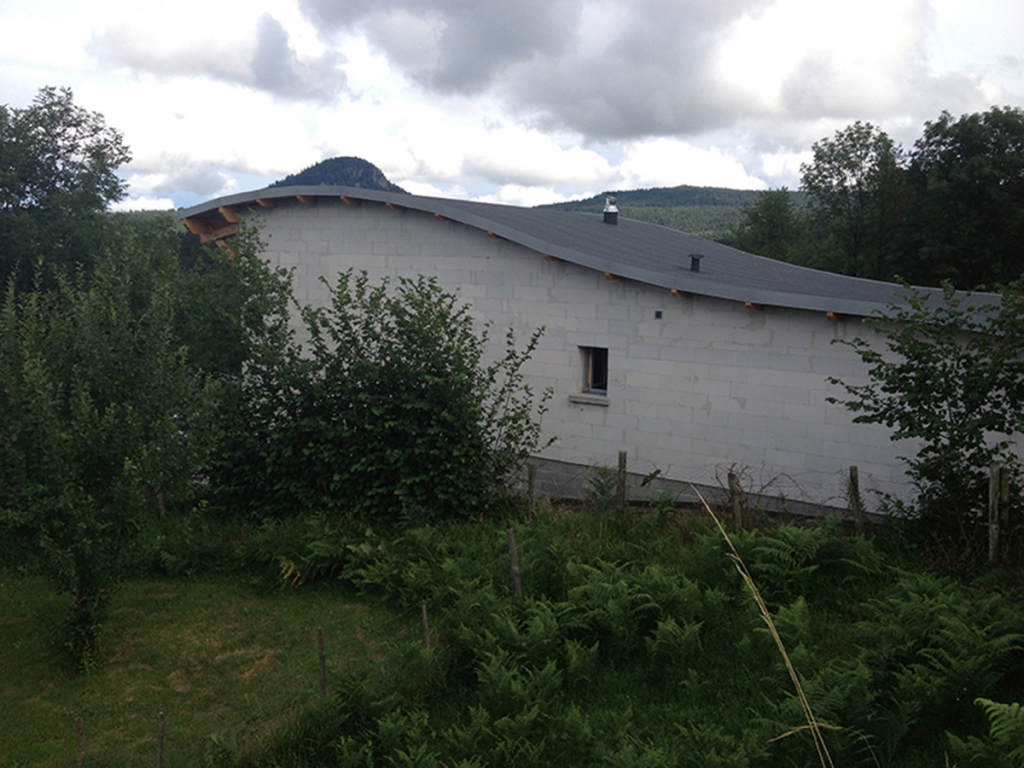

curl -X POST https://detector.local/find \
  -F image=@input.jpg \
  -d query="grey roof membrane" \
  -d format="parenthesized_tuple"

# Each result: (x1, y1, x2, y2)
(180, 185, 997, 317)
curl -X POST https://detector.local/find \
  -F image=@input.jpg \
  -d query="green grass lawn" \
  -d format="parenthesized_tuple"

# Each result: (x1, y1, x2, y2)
(0, 573, 391, 766)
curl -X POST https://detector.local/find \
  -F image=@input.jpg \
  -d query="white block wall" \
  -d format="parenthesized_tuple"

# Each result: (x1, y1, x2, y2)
(249, 197, 914, 509)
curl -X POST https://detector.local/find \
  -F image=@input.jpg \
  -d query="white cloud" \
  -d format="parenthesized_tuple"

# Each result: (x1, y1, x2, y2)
(473, 185, 577, 208)
(397, 180, 468, 199)
(617, 139, 768, 190)
(112, 195, 175, 212)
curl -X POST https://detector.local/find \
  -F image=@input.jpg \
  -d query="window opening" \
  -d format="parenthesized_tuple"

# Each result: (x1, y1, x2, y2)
(581, 346, 609, 395)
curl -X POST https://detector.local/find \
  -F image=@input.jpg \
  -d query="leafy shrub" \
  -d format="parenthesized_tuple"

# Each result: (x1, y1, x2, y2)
(828, 282, 1024, 566)
(210, 254, 551, 525)
(299, 270, 550, 524)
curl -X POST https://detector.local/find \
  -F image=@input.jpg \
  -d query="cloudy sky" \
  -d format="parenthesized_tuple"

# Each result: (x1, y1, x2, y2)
(2, 0, 1022, 210)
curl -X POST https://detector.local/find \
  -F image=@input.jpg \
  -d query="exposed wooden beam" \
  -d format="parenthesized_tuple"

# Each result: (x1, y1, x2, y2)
(255, 198, 277, 208)
(670, 288, 688, 298)
(604, 272, 621, 281)
(385, 202, 406, 211)
(296, 195, 316, 205)
(340, 196, 360, 205)
(543, 254, 559, 262)
(744, 301, 763, 311)
(434, 213, 452, 222)
(181, 217, 210, 235)
(826, 311, 840, 322)
(199, 224, 240, 244)
(487, 231, 506, 240)
(218, 206, 240, 224)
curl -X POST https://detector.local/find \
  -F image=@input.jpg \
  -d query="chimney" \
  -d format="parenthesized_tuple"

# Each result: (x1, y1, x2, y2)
(603, 194, 618, 225)
(689, 253, 704, 272)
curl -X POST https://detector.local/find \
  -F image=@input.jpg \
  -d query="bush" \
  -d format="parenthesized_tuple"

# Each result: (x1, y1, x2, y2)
(828, 282, 1024, 565)
(211, 256, 551, 525)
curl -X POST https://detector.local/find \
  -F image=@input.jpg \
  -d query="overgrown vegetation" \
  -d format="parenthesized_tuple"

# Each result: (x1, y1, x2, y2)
(148, 501, 1019, 768)
(6, 506, 1024, 767)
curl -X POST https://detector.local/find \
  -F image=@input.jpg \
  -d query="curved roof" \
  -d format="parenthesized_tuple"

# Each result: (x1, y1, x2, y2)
(180, 185, 990, 318)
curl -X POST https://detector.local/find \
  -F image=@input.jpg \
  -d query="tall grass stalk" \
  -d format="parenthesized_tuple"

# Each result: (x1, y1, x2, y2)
(692, 485, 836, 768)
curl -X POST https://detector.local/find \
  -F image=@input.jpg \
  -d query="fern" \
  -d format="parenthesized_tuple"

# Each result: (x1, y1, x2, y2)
(949, 698, 1024, 767)
(976, 698, 1024, 756)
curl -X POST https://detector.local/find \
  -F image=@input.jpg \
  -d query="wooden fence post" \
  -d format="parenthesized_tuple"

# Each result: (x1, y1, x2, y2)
(728, 471, 743, 530)
(317, 626, 327, 698)
(1001, 465, 1011, 565)
(528, 463, 537, 518)
(617, 451, 627, 514)
(849, 465, 865, 537)
(421, 602, 431, 649)
(507, 526, 523, 600)
(989, 464, 1002, 564)
(75, 716, 84, 768)
(156, 711, 165, 768)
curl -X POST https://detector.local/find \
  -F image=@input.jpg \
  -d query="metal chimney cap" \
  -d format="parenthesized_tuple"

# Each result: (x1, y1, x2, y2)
(603, 193, 619, 225)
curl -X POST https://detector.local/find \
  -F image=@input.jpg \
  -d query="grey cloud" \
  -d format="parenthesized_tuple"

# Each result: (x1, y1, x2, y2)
(310, 0, 583, 93)
(297, 0, 772, 139)
(250, 14, 346, 102)
(91, 14, 346, 104)
(152, 166, 236, 198)
(297, 0, 1010, 149)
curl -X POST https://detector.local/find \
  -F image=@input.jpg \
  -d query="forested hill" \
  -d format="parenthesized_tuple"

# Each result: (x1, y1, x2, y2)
(270, 157, 408, 194)
(544, 185, 762, 209)
(540, 186, 805, 243)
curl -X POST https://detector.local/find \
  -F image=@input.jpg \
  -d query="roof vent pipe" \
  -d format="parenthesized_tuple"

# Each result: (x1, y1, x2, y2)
(603, 194, 618, 225)
(689, 253, 704, 272)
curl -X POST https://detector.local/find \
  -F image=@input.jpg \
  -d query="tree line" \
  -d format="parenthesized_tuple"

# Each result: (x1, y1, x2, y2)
(733, 107, 1024, 290)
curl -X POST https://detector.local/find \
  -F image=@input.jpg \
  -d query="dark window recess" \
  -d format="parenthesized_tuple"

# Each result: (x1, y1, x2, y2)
(581, 346, 609, 394)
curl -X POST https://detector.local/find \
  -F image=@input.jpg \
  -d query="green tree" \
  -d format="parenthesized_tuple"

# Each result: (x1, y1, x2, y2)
(801, 122, 908, 280)
(732, 188, 806, 262)
(827, 283, 1024, 564)
(0, 229, 213, 669)
(906, 106, 1024, 289)
(0, 87, 130, 289)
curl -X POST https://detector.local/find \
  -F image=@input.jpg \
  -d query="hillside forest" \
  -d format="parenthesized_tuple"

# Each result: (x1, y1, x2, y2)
(2, 87, 1024, 766)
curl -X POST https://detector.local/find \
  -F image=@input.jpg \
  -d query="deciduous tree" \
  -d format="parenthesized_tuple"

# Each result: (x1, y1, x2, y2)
(732, 188, 806, 263)
(906, 106, 1024, 289)
(0, 230, 212, 669)
(801, 122, 908, 280)
(0, 87, 130, 289)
